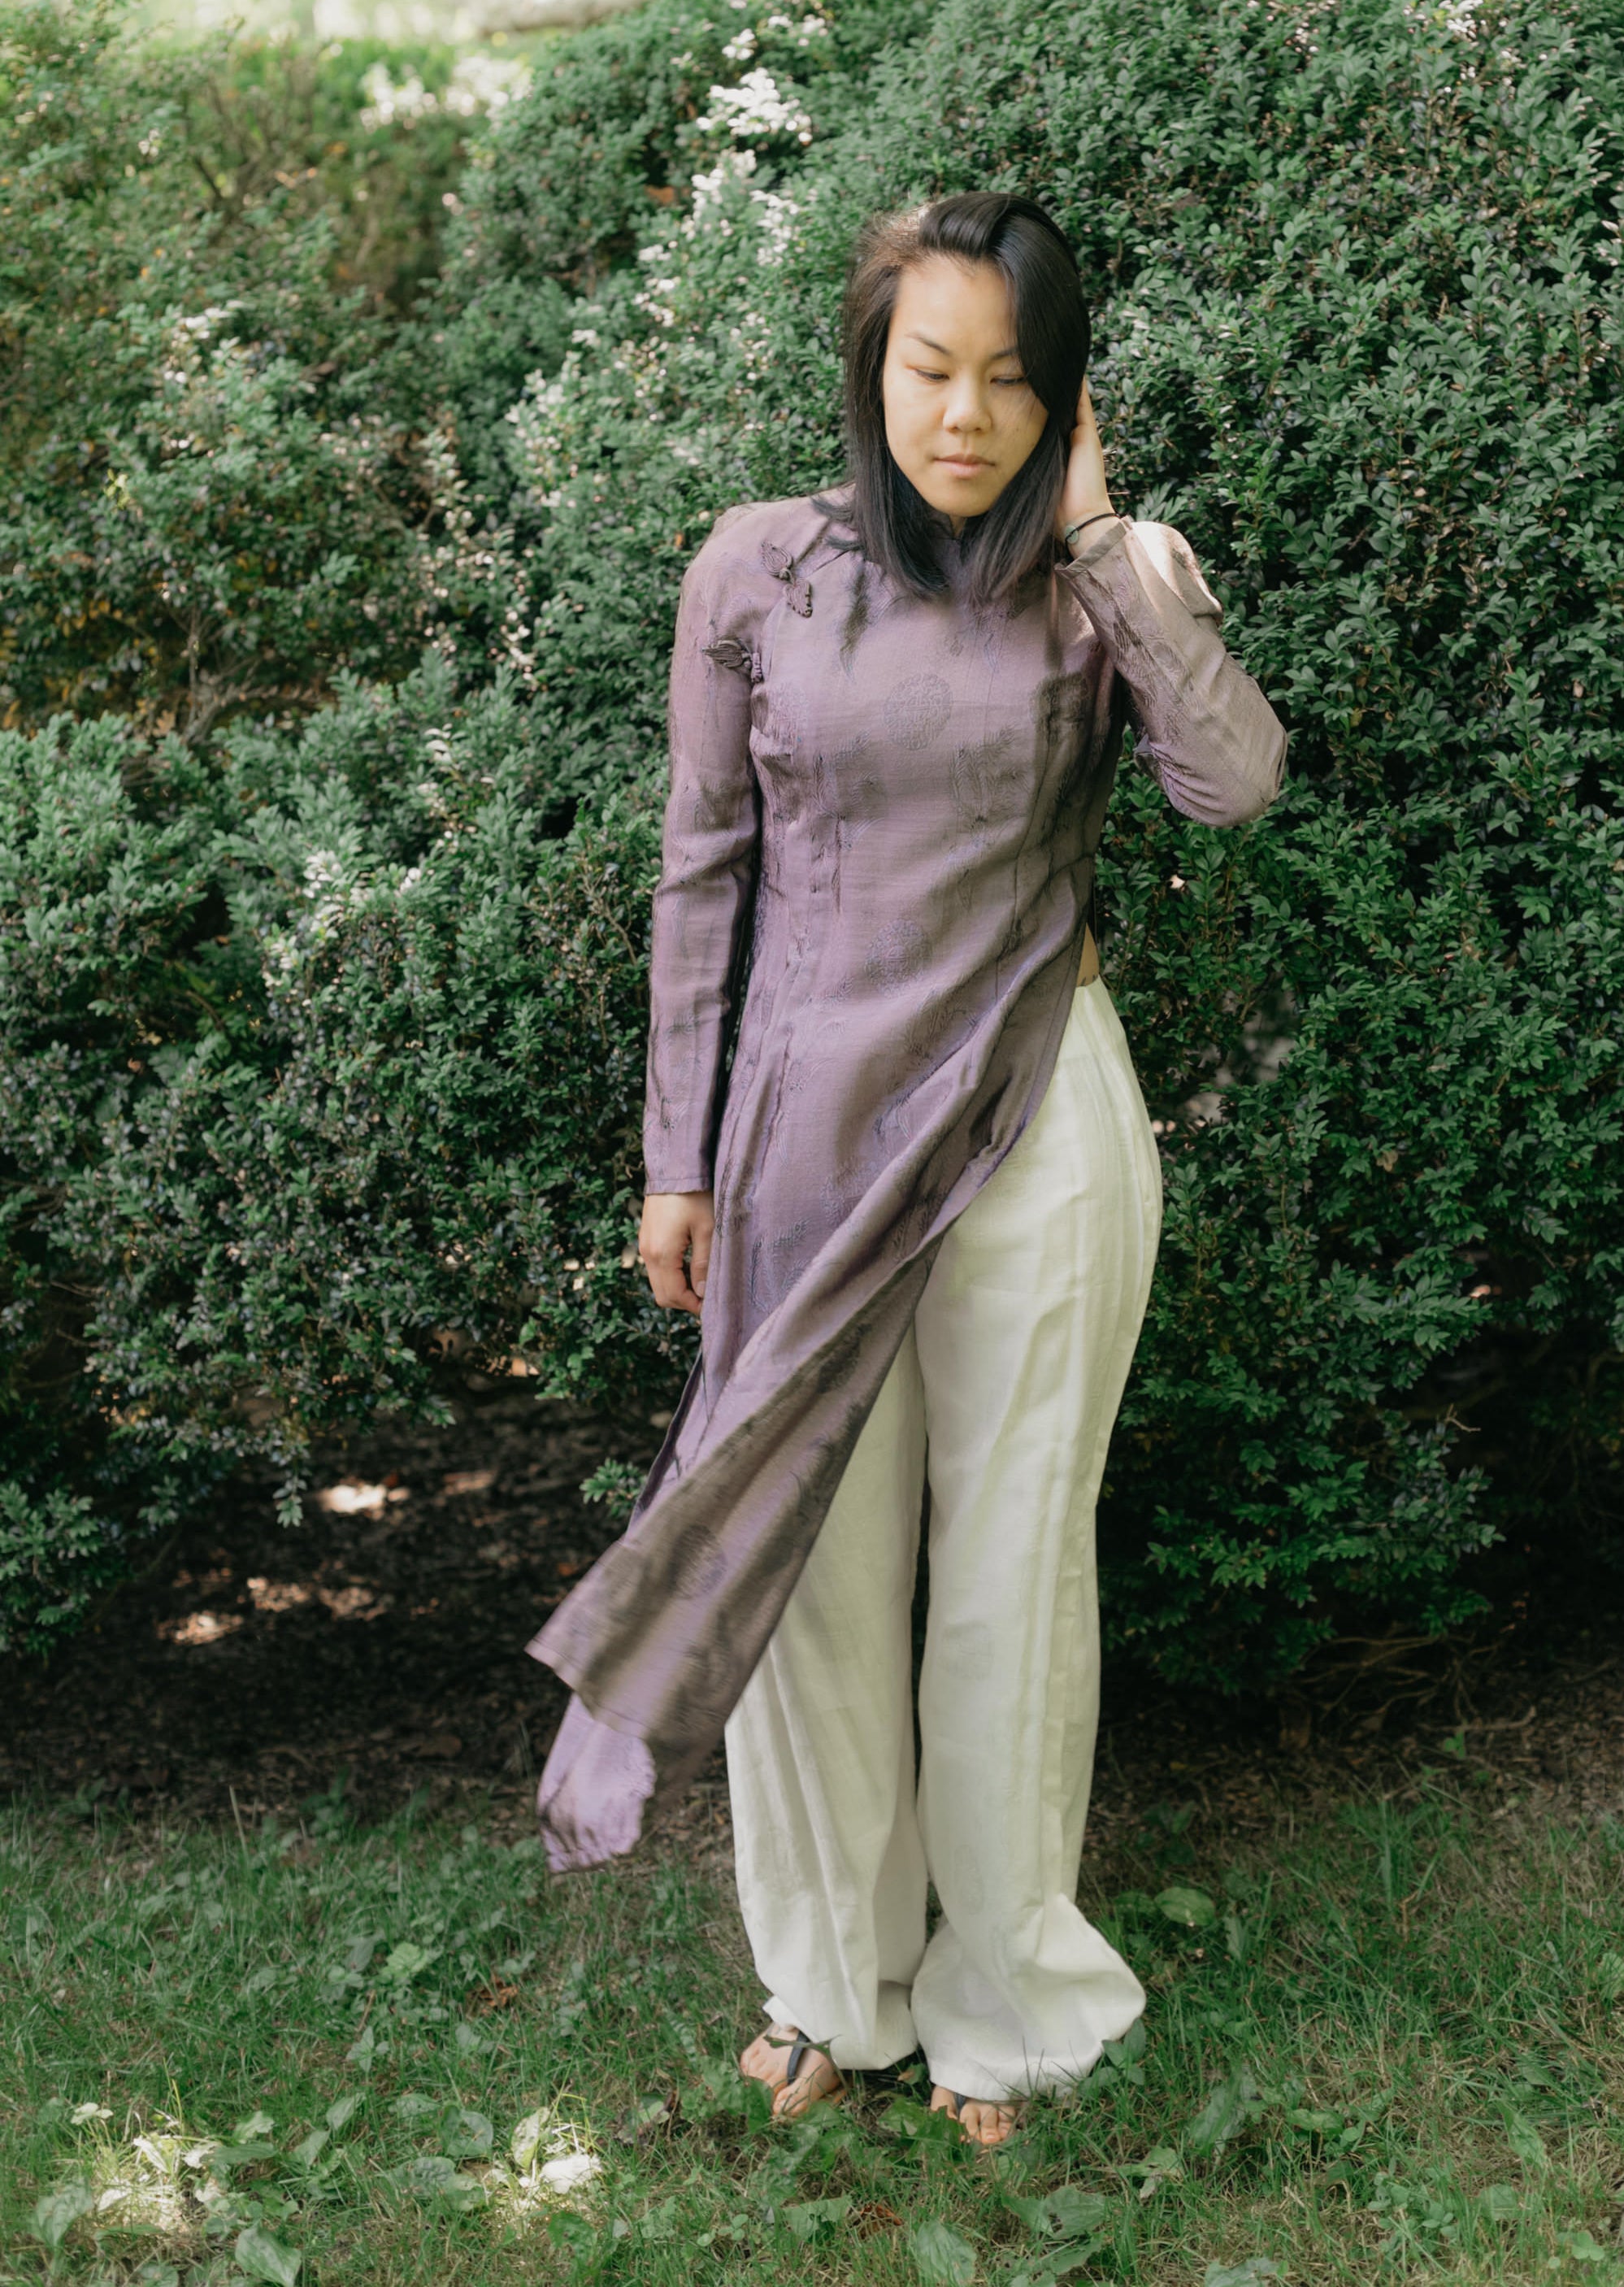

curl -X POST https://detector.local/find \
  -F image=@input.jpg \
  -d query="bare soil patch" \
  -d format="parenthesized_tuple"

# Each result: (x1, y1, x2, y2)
(4, 1383, 1621, 1867)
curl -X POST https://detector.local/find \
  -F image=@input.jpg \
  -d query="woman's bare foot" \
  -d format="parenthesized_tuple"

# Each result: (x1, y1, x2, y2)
(740, 2023, 845, 2117)
(931, 2084, 1023, 2146)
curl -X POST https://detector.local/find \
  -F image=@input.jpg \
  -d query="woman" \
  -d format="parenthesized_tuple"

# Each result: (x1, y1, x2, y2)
(527, 192, 1287, 2147)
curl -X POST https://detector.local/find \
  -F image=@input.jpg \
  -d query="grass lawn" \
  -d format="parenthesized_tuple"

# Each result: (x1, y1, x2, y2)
(2, 1770, 1621, 2285)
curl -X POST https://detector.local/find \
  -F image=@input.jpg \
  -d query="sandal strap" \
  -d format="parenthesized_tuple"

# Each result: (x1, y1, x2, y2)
(766, 2025, 841, 2091)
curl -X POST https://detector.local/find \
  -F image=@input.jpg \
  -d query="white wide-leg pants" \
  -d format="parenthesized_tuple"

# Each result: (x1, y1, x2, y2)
(723, 978, 1164, 2102)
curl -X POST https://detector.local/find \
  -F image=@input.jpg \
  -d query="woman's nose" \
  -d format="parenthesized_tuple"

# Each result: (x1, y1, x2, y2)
(942, 376, 992, 433)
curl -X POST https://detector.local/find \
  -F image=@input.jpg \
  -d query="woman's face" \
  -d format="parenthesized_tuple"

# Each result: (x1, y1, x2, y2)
(880, 254, 1049, 528)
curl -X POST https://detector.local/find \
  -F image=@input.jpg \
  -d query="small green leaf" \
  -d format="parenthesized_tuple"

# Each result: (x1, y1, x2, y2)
(390, 2093, 440, 2121)
(1597, 1950, 1624, 2002)
(386, 2154, 489, 2208)
(910, 2216, 977, 2284)
(1119, 2142, 1181, 2200)
(782, 2194, 852, 2243)
(209, 2142, 278, 2173)
(1286, 2108, 1343, 2134)
(1205, 2260, 1280, 2287)
(1555, 2228, 1609, 2263)
(1005, 2187, 1109, 2239)
(1475, 2184, 1521, 2220)
(1503, 2108, 1548, 2172)
(511, 2109, 549, 2170)
(1513, 2054, 1559, 2089)
(232, 2110, 276, 2140)
(1186, 2070, 1261, 2157)
(290, 2128, 329, 2166)
(1156, 1885, 1217, 1929)
(234, 2225, 303, 2286)
(381, 1941, 439, 1983)
(29, 2182, 93, 2250)
(325, 2092, 361, 2133)
(1046, 2188, 1109, 2238)
(134, 2264, 181, 2286)
(437, 2106, 493, 2159)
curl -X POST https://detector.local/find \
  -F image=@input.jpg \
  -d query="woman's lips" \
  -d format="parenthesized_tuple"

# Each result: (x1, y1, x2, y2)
(937, 456, 991, 475)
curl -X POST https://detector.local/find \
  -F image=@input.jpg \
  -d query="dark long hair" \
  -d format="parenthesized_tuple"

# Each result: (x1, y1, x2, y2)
(814, 192, 1092, 610)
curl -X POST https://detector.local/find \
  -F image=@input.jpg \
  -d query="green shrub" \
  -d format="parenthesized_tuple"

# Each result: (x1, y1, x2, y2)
(2, 0, 1621, 1679)
(0, 0, 493, 732)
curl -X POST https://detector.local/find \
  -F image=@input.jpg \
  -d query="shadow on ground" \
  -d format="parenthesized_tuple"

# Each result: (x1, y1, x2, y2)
(4, 1384, 1622, 1862)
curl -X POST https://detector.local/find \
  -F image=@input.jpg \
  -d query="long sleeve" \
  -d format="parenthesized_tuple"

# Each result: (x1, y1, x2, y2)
(1059, 515, 1287, 827)
(642, 511, 766, 1194)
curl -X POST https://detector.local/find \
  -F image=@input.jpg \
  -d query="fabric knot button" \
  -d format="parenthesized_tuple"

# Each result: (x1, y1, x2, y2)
(701, 636, 758, 678)
(761, 539, 814, 617)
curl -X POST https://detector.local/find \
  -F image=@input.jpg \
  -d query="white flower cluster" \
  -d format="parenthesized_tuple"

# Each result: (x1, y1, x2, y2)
(752, 185, 802, 267)
(358, 54, 530, 132)
(675, 147, 810, 264)
(506, 367, 578, 511)
(173, 303, 242, 344)
(694, 67, 813, 146)
(686, 145, 761, 228)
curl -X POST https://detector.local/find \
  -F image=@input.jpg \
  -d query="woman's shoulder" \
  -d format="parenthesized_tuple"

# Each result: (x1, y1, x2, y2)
(688, 486, 856, 578)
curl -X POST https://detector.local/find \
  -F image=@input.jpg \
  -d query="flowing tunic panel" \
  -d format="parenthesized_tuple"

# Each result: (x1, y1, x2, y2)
(527, 489, 1288, 1870)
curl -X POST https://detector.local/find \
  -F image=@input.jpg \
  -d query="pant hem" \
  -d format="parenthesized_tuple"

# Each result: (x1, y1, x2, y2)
(922, 2050, 1105, 2103)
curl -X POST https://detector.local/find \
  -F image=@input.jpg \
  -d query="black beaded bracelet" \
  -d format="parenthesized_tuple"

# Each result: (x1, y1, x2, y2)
(1062, 510, 1120, 550)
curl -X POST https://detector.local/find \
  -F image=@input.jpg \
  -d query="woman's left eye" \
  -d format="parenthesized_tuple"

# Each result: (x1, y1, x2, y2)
(995, 376, 1028, 388)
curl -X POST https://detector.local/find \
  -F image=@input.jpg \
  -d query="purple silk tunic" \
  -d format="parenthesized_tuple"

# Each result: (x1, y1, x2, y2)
(526, 487, 1287, 1871)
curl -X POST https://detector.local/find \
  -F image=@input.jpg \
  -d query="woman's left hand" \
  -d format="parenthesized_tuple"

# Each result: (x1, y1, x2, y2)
(1054, 375, 1116, 539)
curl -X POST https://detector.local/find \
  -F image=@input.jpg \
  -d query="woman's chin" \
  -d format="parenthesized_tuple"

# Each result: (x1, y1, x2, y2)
(916, 476, 1003, 521)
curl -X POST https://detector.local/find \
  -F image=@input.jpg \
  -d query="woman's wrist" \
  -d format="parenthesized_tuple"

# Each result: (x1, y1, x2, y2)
(1061, 507, 1120, 554)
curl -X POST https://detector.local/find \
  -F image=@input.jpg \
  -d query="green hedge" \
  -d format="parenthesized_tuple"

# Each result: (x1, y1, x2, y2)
(2, 0, 1621, 1680)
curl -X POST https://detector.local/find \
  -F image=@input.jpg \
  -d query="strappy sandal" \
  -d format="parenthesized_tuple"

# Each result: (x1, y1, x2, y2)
(754, 2024, 845, 2115)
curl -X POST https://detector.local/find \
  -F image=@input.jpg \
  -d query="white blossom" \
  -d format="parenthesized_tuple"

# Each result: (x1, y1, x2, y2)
(693, 68, 813, 146)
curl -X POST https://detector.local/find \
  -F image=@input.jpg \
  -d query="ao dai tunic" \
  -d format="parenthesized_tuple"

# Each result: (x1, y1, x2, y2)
(528, 489, 1288, 1870)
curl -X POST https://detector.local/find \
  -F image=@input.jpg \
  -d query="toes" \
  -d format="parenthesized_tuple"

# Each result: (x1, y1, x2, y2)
(773, 2053, 839, 2114)
(757, 2038, 840, 2115)
(739, 2041, 779, 2088)
(929, 2086, 1018, 2146)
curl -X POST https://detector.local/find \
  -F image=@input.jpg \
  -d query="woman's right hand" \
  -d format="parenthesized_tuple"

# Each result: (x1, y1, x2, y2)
(639, 1192, 714, 1317)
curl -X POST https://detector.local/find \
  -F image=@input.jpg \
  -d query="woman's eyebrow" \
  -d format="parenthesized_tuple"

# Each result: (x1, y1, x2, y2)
(904, 332, 1023, 361)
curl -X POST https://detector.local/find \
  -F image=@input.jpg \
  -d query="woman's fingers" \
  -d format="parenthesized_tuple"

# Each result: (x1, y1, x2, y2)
(688, 1215, 713, 1302)
(639, 1193, 714, 1316)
